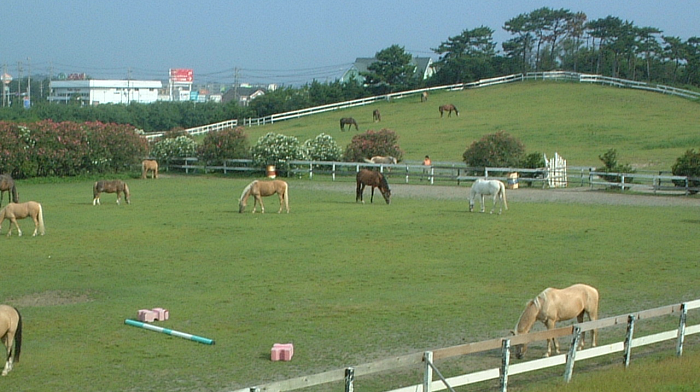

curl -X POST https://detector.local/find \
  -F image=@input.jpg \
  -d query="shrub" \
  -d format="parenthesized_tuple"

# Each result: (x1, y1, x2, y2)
(303, 133, 342, 161)
(197, 126, 250, 165)
(596, 149, 634, 183)
(518, 152, 546, 186)
(671, 149, 700, 193)
(250, 132, 306, 167)
(342, 128, 403, 162)
(462, 131, 525, 168)
(151, 135, 198, 164)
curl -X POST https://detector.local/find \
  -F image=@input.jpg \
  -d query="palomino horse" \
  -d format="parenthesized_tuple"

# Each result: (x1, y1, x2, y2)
(513, 284, 599, 359)
(141, 159, 159, 179)
(439, 104, 459, 117)
(421, 91, 428, 102)
(356, 169, 391, 204)
(93, 180, 130, 205)
(363, 156, 397, 165)
(0, 201, 45, 237)
(372, 109, 381, 122)
(0, 175, 19, 207)
(469, 179, 508, 214)
(0, 305, 22, 376)
(340, 117, 359, 131)
(239, 180, 289, 213)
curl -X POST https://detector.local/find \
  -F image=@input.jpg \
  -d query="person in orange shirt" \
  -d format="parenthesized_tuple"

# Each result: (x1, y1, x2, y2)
(422, 155, 432, 181)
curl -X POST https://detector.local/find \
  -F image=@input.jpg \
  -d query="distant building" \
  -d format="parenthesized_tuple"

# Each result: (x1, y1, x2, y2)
(340, 57, 435, 84)
(48, 80, 162, 105)
(222, 83, 276, 106)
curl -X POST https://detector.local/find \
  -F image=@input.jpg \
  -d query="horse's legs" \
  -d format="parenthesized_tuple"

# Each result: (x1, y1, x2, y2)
(253, 195, 264, 213)
(356, 183, 365, 203)
(277, 193, 284, 214)
(370, 186, 376, 203)
(32, 214, 40, 236)
(543, 319, 559, 357)
(1, 333, 12, 375)
(7, 218, 21, 237)
(480, 195, 486, 213)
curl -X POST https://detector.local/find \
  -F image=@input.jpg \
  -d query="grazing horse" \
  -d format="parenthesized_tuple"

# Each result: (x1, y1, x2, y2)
(141, 159, 159, 179)
(469, 179, 508, 214)
(421, 91, 428, 102)
(439, 104, 459, 117)
(356, 169, 391, 204)
(93, 180, 130, 205)
(372, 109, 381, 122)
(512, 284, 599, 359)
(363, 156, 397, 165)
(0, 201, 45, 237)
(340, 117, 359, 131)
(0, 305, 22, 376)
(239, 180, 289, 214)
(0, 175, 19, 207)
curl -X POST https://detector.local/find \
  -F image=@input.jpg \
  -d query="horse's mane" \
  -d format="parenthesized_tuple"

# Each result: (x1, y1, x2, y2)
(379, 173, 390, 190)
(239, 181, 257, 202)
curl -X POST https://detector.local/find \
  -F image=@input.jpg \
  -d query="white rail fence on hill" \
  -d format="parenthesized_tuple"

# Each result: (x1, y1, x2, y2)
(232, 298, 700, 392)
(143, 71, 700, 140)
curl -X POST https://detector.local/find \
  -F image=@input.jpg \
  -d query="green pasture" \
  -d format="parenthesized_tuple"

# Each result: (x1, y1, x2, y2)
(1, 174, 699, 391)
(243, 82, 700, 171)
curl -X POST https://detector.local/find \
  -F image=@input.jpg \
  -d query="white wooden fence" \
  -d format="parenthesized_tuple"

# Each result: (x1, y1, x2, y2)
(232, 298, 700, 392)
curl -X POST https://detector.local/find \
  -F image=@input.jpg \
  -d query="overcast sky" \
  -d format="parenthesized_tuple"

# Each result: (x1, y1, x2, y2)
(2, 0, 697, 85)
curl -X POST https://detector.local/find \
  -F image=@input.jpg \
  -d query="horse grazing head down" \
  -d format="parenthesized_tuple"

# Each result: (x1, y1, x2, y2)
(356, 169, 391, 204)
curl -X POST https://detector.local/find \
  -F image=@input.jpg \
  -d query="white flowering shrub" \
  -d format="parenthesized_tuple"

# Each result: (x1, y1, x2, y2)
(251, 132, 306, 166)
(151, 135, 198, 161)
(303, 133, 341, 161)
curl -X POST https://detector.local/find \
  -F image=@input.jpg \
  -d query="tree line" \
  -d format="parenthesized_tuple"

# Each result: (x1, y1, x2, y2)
(0, 7, 697, 130)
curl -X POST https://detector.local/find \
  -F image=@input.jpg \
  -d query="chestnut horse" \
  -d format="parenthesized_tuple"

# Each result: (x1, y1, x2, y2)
(0, 305, 22, 376)
(439, 104, 459, 117)
(238, 180, 289, 213)
(93, 180, 130, 205)
(141, 159, 159, 179)
(512, 284, 599, 359)
(372, 109, 381, 122)
(0, 201, 45, 237)
(340, 117, 359, 131)
(356, 169, 391, 204)
(0, 175, 19, 207)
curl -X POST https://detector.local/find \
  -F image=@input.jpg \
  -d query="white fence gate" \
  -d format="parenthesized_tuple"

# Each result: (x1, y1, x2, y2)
(545, 152, 567, 188)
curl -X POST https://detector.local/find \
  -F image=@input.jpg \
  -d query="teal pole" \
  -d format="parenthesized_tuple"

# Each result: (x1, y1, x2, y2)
(124, 319, 215, 345)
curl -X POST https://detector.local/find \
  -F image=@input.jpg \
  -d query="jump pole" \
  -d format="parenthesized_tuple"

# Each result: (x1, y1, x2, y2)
(124, 319, 215, 345)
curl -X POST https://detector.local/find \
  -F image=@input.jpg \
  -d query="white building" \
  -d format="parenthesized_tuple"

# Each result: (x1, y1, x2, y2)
(48, 80, 163, 105)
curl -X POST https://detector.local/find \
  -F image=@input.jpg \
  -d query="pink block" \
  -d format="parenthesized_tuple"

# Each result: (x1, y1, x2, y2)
(271, 343, 294, 361)
(152, 308, 169, 321)
(138, 309, 157, 322)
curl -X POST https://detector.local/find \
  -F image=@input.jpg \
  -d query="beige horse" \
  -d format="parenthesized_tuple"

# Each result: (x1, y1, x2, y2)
(238, 180, 289, 213)
(513, 284, 599, 359)
(0, 305, 22, 376)
(0, 201, 45, 237)
(363, 156, 397, 165)
(93, 180, 130, 205)
(421, 91, 428, 102)
(141, 159, 158, 179)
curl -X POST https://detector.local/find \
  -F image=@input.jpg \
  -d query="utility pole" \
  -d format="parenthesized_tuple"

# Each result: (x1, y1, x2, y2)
(233, 67, 240, 105)
(27, 57, 31, 108)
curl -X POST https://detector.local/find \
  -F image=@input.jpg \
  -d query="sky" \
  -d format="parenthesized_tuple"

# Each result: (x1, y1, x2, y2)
(2, 0, 698, 86)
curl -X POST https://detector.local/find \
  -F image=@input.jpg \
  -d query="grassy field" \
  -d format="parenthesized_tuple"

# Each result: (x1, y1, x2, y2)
(1, 82, 699, 391)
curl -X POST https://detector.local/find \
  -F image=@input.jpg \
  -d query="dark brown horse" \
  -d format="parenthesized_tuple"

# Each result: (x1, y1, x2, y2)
(93, 180, 131, 205)
(340, 117, 359, 131)
(0, 175, 19, 207)
(372, 109, 381, 122)
(439, 104, 459, 117)
(356, 169, 391, 204)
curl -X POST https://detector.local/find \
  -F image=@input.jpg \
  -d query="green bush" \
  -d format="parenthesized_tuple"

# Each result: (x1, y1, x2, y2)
(596, 149, 634, 183)
(250, 132, 306, 167)
(151, 135, 198, 164)
(462, 130, 525, 168)
(342, 128, 403, 162)
(197, 126, 250, 165)
(671, 149, 700, 193)
(303, 133, 342, 161)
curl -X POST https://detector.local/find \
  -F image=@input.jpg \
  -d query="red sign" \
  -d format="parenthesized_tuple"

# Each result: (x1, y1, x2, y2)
(170, 68, 193, 82)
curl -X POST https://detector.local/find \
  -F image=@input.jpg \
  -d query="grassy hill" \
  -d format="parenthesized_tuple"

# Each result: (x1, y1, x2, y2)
(243, 82, 700, 171)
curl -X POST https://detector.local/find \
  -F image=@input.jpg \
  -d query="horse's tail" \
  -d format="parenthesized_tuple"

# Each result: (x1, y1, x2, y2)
(500, 181, 508, 210)
(37, 203, 46, 235)
(13, 307, 22, 363)
(11, 184, 18, 203)
(239, 181, 256, 212)
(282, 181, 290, 213)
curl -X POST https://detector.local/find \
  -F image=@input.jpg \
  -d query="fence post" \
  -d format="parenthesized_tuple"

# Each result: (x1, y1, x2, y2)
(308, 162, 313, 180)
(423, 351, 433, 392)
(564, 326, 581, 383)
(499, 339, 511, 392)
(677, 303, 688, 357)
(623, 314, 636, 367)
(332, 163, 336, 181)
(344, 367, 355, 392)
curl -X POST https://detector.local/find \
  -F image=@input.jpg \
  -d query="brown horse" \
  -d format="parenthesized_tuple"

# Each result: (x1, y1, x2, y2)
(421, 91, 428, 102)
(0, 201, 45, 237)
(372, 109, 381, 122)
(141, 159, 159, 179)
(93, 180, 130, 205)
(0, 305, 22, 376)
(512, 284, 599, 359)
(340, 117, 359, 131)
(239, 180, 289, 213)
(0, 175, 19, 207)
(439, 104, 459, 117)
(356, 169, 391, 204)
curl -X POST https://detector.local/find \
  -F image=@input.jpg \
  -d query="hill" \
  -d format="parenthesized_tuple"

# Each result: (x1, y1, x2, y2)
(242, 82, 700, 172)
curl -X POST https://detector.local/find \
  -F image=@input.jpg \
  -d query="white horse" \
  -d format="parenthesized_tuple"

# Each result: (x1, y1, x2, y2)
(469, 179, 508, 214)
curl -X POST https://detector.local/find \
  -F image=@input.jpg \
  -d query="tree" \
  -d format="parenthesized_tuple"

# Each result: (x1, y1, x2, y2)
(197, 126, 250, 165)
(462, 131, 525, 168)
(250, 132, 306, 167)
(343, 129, 403, 162)
(432, 26, 497, 83)
(671, 149, 700, 193)
(361, 45, 415, 93)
